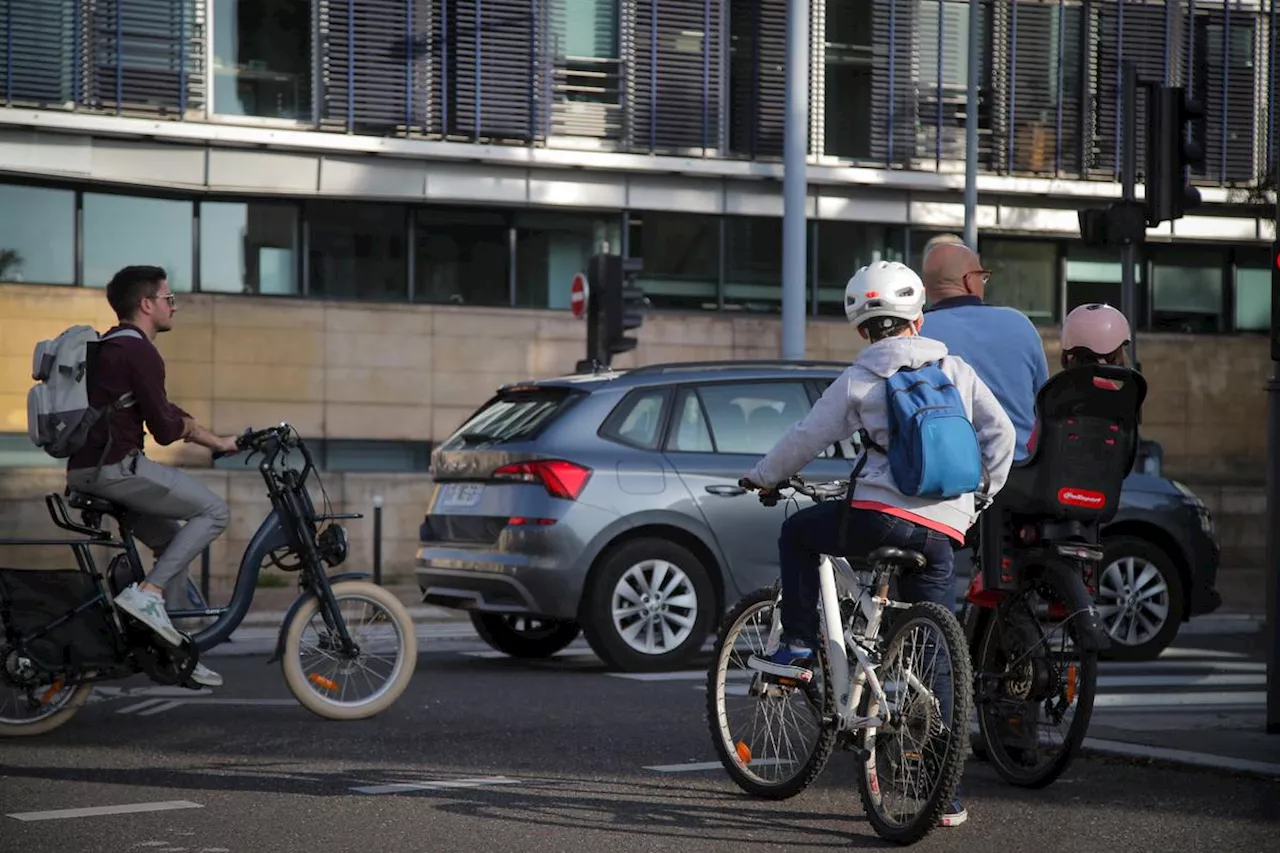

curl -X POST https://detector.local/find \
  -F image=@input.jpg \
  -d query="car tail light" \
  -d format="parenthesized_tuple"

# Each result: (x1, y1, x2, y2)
(492, 460, 592, 500)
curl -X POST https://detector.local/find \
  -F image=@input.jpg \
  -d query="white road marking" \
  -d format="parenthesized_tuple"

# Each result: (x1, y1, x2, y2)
(350, 776, 521, 795)
(1080, 736, 1280, 778)
(1092, 691, 1264, 709)
(1102, 660, 1264, 672)
(6, 801, 203, 822)
(1156, 647, 1250, 660)
(137, 700, 186, 716)
(116, 699, 172, 715)
(1096, 673, 1264, 689)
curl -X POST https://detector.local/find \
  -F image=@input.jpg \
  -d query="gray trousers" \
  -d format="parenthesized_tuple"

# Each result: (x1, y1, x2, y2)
(67, 450, 230, 611)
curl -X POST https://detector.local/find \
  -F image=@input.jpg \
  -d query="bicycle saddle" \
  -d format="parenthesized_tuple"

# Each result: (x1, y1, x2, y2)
(868, 546, 927, 572)
(66, 490, 125, 515)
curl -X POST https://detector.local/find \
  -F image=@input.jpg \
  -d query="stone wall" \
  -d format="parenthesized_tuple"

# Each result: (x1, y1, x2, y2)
(0, 284, 1270, 583)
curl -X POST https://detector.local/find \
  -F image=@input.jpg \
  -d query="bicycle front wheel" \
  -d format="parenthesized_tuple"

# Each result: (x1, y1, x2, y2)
(705, 586, 836, 799)
(281, 580, 418, 720)
(856, 601, 973, 845)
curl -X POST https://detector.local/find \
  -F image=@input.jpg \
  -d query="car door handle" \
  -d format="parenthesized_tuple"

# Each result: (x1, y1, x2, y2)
(705, 485, 747, 496)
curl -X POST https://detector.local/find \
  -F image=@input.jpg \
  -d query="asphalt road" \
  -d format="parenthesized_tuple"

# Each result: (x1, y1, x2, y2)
(2, 633, 1278, 853)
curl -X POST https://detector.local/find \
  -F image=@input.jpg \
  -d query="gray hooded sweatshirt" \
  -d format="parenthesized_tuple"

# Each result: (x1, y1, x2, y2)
(748, 335, 1016, 539)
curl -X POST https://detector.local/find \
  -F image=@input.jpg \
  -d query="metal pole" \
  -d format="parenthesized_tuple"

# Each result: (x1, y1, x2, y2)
(1120, 61, 1139, 368)
(372, 495, 383, 586)
(780, 0, 809, 359)
(1267, 124, 1280, 734)
(963, 0, 980, 250)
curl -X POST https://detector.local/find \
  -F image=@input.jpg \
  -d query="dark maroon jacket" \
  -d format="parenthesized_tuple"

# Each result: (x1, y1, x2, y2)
(66, 323, 192, 470)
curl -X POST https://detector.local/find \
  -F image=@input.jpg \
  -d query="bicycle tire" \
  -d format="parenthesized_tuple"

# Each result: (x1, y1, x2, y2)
(705, 586, 837, 799)
(974, 590, 1098, 788)
(855, 601, 973, 845)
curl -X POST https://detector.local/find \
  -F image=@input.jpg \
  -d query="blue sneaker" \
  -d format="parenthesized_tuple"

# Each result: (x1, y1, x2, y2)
(747, 636, 815, 683)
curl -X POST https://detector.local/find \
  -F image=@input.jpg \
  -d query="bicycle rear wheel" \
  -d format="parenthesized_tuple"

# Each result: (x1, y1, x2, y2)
(856, 601, 972, 845)
(705, 586, 837, 799)
(974, 586, 1098, 788)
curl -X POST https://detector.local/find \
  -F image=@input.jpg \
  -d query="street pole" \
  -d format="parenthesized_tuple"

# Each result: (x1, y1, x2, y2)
(963, 0, 980, 250)
(780, 0, 809, 360)
(1120, 61, 1140, 369)
(1267, 145, 1280, 734)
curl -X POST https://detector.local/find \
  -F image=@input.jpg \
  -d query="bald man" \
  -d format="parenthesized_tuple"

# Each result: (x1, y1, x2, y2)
(919, 241, 1049, 461)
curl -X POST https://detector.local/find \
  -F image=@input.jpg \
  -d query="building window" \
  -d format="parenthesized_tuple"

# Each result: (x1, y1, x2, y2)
(414, 209, 510, 306)
(1150, 248, 1226, 334)
(823, 0, 874, 159)
(1235, 267, 1270, 332)
(199, 200, 300, 295)
(980, 238, 1059, 324)
(815, 221, 906, 317)
(212, 0, 312, 121)
(628, 212, 718, 311)
(0, 184, 76, 285)
(306, 202, 409, 301)
(515, 211, 613, 310)
(82, 193, 194, 291)
(723, 216, 783, 313)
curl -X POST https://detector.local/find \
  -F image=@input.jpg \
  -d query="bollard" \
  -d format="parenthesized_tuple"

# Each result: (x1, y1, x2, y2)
(200, 545, 211, 602)
(372, 494, 383, 586)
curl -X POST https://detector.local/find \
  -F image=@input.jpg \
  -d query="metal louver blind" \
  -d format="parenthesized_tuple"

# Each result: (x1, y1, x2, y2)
(86, 0, 202, 116)
(870, 0, 917, 166)
(1190, 5, 1259, 184)
(0, 0, 78, 107)
(992, 0, 1086, 177)
(629, 0, 723, 153)
(320, 0, 437, 134)
(1091, 0, 1176, 181)
(727, 0, 783, 158)
(444, 0, 549, 142)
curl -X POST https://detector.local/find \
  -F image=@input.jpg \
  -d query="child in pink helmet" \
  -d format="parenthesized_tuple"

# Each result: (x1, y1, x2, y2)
(1026, 303, 1132, 453)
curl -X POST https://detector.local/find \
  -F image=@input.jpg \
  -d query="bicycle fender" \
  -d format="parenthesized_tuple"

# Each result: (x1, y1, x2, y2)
(1039, 560, 1111, 653)
(266, 572, 373, 664)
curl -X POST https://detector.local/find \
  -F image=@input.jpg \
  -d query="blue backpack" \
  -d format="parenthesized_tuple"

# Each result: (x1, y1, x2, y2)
(861, 361, 984, 499)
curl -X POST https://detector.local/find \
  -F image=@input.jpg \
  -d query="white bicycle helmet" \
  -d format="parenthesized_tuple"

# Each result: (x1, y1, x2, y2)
(844, 261, 927, 331)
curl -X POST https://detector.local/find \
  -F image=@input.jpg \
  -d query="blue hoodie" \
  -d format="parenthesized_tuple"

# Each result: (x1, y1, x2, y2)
(919, 296, 1049, 461)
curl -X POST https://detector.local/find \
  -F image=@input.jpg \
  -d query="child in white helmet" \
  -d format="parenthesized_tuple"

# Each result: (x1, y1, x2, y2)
(739, 260, 1016, 827)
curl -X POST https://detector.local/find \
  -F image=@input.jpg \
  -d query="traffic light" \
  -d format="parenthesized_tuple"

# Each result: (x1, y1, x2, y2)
(1145, 85, 1206, 226)
(601, 254, 646, 358)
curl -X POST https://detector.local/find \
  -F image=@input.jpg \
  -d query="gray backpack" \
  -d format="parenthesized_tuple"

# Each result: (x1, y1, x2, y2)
(27, 325, 141, 458)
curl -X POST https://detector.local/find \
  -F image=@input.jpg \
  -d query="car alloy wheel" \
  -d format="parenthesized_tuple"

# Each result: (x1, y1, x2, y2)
(610, 558, 699, 655)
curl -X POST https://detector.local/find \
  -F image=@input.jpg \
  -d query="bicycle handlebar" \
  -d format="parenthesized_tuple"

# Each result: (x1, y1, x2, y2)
(738, 475, 994, 510)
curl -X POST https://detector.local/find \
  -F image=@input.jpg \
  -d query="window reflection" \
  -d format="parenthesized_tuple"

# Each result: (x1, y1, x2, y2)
(82, 193, 194, 291)
(200, 201, 300, 294)
(514, 212, 604, 310)
(628, 212, 718, 311)
(306, 202, 408, 301)
(212, 0, 312, 120)
(414, 209, 509, 306)
(0, 184, 76, 285)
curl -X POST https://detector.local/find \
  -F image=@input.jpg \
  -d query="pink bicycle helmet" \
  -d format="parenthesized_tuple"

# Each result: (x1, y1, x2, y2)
(1061, 303, 1131, 357)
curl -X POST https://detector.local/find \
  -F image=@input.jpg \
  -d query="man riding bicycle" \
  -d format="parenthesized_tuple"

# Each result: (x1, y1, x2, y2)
(65, 265, 240, 689)
(738, 261, 1016, 827)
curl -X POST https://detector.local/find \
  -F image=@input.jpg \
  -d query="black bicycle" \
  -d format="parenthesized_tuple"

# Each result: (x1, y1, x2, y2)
(0, 423, 418, 736)
(962, 363, 1146, 788)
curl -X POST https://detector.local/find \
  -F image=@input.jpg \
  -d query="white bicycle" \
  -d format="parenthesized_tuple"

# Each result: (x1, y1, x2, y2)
(705, 475, 973, 845)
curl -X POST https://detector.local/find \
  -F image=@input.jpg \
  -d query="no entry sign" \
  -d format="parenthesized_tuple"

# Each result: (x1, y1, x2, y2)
(570, 272, 589, 319)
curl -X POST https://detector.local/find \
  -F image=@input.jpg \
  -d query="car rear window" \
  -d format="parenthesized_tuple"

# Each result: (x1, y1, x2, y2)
(438, 386, 582, 450)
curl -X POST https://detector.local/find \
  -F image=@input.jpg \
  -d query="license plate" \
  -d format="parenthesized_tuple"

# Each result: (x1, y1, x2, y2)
(439, 482, 484, 509)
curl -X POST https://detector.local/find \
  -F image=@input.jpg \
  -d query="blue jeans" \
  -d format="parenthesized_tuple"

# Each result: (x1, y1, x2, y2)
(777, 501, 956, 641)
(777, 500, 961, 784)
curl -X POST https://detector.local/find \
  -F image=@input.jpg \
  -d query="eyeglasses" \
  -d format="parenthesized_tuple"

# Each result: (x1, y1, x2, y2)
(964, 269, 993, 286)
(151, 293, 177, 307)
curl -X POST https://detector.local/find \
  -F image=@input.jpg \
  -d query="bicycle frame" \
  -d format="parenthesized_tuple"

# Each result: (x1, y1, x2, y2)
(759, 551, 913, 733)
(0, 425, 365, 668)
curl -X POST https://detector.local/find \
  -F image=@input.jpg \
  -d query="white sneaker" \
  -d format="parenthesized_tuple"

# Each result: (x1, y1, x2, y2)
(114, 583, 185, 647)
(188, 663, 222, 688)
